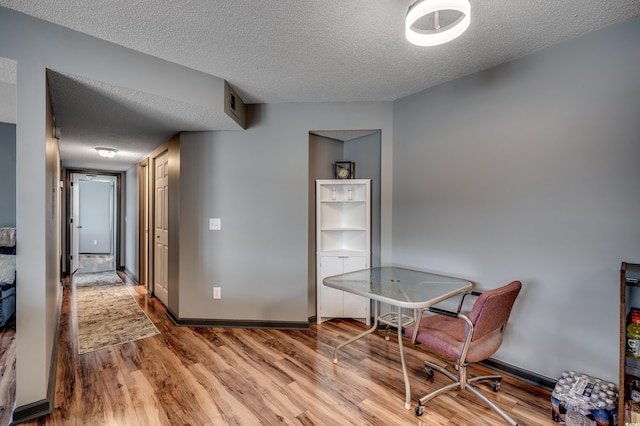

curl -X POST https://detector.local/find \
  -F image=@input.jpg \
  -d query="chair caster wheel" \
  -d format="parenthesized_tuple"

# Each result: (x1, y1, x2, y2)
(415, 405, 424, 416)
(425, 367, 434, 377)
(491, 381, 501, 392)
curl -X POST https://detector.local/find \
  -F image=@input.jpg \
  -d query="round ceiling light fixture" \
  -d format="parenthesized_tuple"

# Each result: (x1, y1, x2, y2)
(95, 147, 118, 158)
(405, 0, 471, 47)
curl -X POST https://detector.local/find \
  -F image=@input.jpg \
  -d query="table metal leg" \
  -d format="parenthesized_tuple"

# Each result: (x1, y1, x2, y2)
(332, 302, 413, 410)
(333, 301, 379, 364)
(397, 308, 411, 410)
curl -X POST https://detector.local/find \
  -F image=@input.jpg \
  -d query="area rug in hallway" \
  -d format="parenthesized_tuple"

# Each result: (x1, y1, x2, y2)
(75, 271, 160, 354)
(77, 254, 115, 274)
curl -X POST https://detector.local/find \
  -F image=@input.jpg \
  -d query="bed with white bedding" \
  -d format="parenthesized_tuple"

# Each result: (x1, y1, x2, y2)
(0, 227, 16, 328)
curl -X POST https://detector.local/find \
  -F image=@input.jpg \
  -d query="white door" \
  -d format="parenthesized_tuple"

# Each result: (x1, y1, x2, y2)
(154, 151, 169, 306)
(342, 256, 369, 318)
(78, 180, 112, 254)
(318, 256, 345, 321)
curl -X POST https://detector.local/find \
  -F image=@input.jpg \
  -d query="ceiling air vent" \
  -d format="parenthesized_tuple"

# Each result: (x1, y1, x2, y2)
(224, 81, 246, 129)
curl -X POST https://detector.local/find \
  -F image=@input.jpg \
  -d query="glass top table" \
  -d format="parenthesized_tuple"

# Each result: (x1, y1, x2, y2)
(323, 266, 473, 409)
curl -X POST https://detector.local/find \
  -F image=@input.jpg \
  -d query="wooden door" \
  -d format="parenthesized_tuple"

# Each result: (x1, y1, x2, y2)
(154, 151, 169, 306)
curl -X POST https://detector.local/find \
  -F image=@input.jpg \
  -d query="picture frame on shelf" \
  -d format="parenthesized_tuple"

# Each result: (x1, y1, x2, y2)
(334, 161, 355, 179)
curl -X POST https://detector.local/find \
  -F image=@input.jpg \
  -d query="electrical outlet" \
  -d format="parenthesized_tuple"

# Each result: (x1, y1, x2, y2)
(213, 287, 221, 299)
(93, 240, 98, 245)
(209, 218, 221, 230)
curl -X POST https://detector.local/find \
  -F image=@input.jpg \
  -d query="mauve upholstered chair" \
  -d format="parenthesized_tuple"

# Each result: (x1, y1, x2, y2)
(404, 280, 522, 425)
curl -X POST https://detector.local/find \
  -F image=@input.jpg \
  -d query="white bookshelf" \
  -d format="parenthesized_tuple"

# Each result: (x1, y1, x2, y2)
(316, 179, 371, 324)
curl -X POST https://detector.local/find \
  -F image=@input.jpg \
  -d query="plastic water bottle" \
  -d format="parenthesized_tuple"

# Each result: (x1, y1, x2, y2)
(565, 405, 593, 426)
(628, 309, 640, 358)
(551, 381, 568, 422)
(591, 398, 616, 426)
(604, 398, 618, 426)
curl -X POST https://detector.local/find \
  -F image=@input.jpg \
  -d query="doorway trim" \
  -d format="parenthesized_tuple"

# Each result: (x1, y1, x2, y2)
(138, 158, 149, 290)
(142, 141, 169, 300)
(140, 135, 180, 314)
(63, 168, 123, 276)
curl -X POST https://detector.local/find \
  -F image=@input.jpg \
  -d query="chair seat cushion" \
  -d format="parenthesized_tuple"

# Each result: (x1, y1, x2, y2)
(405, 314, 504, 363)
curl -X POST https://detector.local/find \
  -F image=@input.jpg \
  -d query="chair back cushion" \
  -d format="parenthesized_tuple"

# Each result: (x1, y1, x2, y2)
(406, 280, 522, 362)
(468, 280, 521, 341)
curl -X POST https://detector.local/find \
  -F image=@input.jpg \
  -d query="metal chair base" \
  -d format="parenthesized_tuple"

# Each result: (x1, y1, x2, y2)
(415, 360, 518, 426)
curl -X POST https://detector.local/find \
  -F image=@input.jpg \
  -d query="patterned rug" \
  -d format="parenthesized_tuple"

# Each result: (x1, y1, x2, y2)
(75, 271, 160, 354)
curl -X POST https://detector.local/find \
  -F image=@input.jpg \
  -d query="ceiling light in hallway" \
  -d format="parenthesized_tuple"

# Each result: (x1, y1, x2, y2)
(95, 147, 118, 158)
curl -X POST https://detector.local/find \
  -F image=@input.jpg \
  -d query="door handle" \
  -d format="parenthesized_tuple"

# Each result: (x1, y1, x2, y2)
(77, 226, 82, 229)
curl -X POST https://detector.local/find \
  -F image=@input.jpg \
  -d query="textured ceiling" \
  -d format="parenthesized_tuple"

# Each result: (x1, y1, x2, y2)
(3, 0, 639, 104)
(1, 1, 640, 170)
(47, 70, 236, 170)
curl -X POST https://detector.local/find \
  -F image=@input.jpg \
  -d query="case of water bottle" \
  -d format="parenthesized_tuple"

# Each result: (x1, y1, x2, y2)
(551, 370, 618, 425)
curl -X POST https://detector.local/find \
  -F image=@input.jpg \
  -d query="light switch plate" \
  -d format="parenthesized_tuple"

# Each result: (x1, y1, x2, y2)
(209, 218, 221, 230)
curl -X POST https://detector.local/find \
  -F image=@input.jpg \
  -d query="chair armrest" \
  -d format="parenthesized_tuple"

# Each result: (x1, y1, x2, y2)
(428, 306, 459, 318)
(457, 290, 482, 313)
(428, 307, 474, 330)
(411, 290, 481, 343)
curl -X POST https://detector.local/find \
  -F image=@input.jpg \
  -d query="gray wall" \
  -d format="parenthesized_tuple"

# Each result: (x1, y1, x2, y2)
(78, 180, 112, 254)
(392, 16, 640, 382)
(176, 102, 394, 321)
(344, 133, 382, 268)
(308, 134, 344, 314)
(0, 122, 15, 227)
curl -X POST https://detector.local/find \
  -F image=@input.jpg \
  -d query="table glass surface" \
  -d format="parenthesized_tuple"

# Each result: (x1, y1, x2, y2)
(323, 266, 472, 309)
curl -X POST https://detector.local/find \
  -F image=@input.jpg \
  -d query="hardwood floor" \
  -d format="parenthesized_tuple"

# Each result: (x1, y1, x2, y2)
(3, 272, 556, 425)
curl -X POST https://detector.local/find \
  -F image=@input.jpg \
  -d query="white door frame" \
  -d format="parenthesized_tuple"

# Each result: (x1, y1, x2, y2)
(67, 170, 120, 275)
